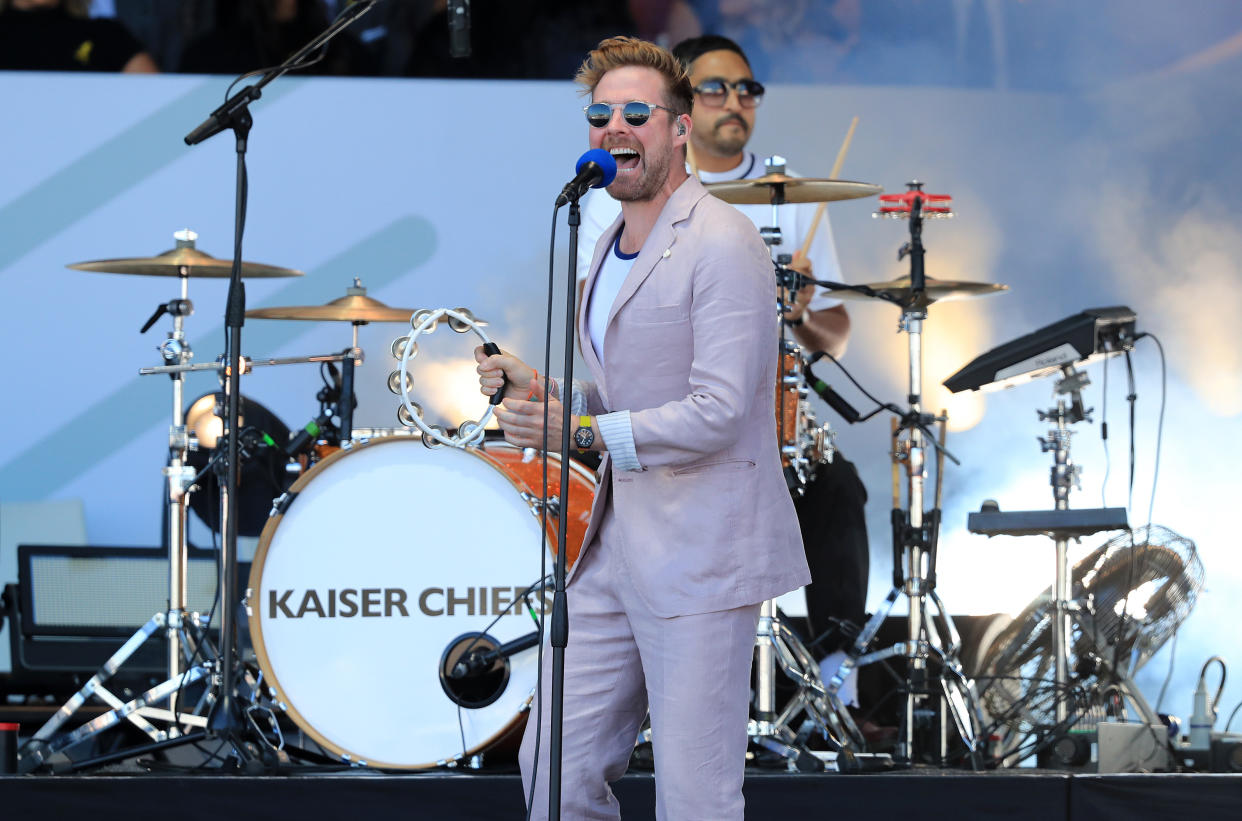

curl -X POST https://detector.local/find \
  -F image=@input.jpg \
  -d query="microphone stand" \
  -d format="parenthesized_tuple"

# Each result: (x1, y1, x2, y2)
(180, 0, 378, 758)
(544, 196, 581, 821)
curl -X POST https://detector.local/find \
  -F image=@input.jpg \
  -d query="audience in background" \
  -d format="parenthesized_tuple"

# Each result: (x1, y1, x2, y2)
(1, 0, 1240, 92)
(0, 0, 158, 72)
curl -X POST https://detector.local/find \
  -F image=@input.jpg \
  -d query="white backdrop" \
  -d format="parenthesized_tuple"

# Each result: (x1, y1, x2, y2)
(1, 67, 1238, 728)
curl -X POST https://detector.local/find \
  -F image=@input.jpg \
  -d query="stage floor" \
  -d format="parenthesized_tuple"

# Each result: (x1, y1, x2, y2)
(3, 769, 1240, 820)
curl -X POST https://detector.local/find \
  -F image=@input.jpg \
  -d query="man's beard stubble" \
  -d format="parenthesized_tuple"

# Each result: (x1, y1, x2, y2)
(610, 144, 672, 203)
(708, 113, 749, 156)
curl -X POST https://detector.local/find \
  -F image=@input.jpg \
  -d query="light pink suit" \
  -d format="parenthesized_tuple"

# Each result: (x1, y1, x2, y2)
(519, 176, 808, 820)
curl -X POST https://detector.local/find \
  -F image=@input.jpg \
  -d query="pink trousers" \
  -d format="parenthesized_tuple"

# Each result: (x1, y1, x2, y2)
(520, 504, 761, 820)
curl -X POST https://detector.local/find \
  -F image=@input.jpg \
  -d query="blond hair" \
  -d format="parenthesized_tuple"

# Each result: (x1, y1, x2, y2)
(575, 36, 693, 117)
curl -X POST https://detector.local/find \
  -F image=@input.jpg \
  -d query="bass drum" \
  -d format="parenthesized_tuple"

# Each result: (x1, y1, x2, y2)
(248, 436, 595, 769)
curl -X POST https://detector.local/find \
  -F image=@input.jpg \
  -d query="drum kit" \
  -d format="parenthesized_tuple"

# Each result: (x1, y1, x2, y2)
(20, 158, 1013, 774)
(704, 166, 1006, 770)
(18, 231, 599, 773)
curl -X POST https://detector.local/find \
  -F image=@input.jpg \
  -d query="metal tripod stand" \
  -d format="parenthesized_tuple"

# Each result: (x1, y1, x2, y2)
(20, 232, 220, 772)
(1038, 367, 1155, 728)
(822, 183, 985, 767)
(745, 156, 865, 769)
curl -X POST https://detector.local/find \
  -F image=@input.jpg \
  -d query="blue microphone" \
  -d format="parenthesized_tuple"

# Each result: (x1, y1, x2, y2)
(556, 148, 618, 207)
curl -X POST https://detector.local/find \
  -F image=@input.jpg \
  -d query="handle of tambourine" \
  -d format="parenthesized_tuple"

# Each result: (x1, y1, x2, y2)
(482, 342, 508, 405)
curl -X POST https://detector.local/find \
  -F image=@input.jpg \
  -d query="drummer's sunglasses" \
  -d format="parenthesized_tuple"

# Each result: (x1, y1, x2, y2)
(584, 100, 677, 128)
(693, 78, 765, 108)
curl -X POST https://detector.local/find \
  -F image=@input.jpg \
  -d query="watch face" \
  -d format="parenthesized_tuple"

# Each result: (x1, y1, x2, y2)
(574, 426, 593, 449)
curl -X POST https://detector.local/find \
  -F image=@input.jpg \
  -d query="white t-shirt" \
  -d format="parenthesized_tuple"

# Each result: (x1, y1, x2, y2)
(586, 231, 638, 361)
(577, 151, 845, 311)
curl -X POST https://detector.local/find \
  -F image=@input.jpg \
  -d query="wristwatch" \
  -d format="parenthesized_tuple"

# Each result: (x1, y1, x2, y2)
(573, 415, 595, 452)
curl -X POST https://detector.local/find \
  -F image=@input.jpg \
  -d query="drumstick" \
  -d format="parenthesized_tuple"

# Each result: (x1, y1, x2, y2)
(797, 115, 859, 259)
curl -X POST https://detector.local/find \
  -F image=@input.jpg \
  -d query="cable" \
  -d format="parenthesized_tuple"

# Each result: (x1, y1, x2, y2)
(1225, 699, 1242, 733)
(525, 201, 562, 821)
(816, 351, 905, 421)
(1123, 350, 1137, 513)
(219, 0, 357, 102)
(816, 351, 895, 417)
(449, 575, 551, 765)
(1135, 333, 1167, 528)
(1199, 656, 1227, 715)
(1100, 353, 1111, 507)
(1155, 631, 1178, 713)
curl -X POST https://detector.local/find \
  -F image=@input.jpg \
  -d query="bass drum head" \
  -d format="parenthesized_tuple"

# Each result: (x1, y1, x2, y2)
(249, 437, 550, 769)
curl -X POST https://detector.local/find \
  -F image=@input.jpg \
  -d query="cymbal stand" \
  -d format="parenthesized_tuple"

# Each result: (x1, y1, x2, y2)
(149, 232, 203, 694)
(744, 157, 861, 770)
(823, 183, 985, 767)
(18, 344, 361, 773)
(19, 232, 220, 773)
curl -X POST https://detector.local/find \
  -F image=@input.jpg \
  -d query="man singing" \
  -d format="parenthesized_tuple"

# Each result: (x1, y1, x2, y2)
(476, 35, 806, 821)
(579, 33, 875, 726)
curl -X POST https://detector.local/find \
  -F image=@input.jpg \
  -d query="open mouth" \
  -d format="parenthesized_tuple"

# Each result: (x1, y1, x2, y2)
(609, 147, 640, 172)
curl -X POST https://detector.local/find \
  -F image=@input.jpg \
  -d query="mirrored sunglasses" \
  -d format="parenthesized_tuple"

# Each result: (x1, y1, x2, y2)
(584, 100, 677, 128)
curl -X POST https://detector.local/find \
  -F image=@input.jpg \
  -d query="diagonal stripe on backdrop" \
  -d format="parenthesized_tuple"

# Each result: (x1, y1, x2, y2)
(0, 78, 298, 274)
(0, 216, 437, 500)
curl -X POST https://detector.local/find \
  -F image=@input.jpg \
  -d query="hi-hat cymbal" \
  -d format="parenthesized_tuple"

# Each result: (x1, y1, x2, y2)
(68, 246, 303, 278)
(834, 276, 1008, 306)
(705, 174, 883, 205)
(246, 292, 416, 323)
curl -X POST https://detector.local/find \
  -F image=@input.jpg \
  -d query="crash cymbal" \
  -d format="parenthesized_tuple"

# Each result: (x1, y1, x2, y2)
(834, 276, 1008, 306)
(246, 292, 416, 323)
(705, 174, 883, 205)
(68, 246, 303, 278)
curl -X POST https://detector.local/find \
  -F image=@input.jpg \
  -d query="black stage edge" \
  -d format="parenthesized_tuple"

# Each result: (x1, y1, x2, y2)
(2, 771, 1239, 820)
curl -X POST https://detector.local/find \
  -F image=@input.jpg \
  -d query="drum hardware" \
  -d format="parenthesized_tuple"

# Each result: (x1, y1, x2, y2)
(742, 156, 862, 771)
(22, 230, 300, 772)
(448, 631, 543, 683)
(820, 183, 988, 768)
(244, 279, 424, 324)
(828, 275, 1008, 308)
(245, 278, 429, 445)
(66, 240, 305, 279)
(184, 393, 296, 537)
(704, 171, 883, 205)
(244, 436, 593, 769)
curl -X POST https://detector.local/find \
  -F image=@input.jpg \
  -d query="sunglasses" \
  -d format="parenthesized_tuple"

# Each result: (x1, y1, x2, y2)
(584, 100, 677, 129)
(692, 79, 765, 108)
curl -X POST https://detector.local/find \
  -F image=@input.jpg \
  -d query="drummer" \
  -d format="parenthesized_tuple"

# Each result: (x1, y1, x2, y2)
(576, 33, 875, 727)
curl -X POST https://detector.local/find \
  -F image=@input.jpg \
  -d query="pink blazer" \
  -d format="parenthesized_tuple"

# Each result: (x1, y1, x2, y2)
(572, 176, 809, 617)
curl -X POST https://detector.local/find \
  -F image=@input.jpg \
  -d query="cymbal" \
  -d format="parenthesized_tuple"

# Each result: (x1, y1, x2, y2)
(834, 276, 1008, 306)
(705, 174, 883, 205)
(68, 246, 303, 278)
(246, 293, 415, 323)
